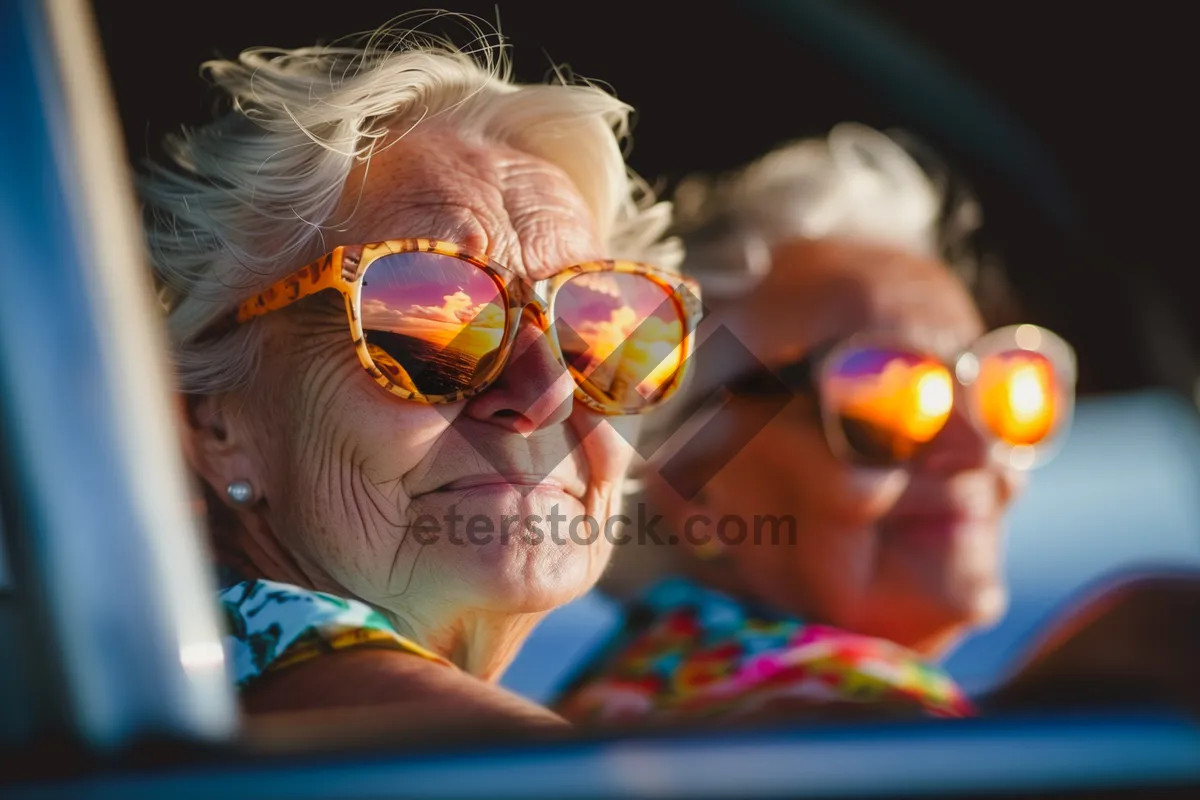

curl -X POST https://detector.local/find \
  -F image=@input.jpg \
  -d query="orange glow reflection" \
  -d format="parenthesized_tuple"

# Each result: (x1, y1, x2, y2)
(572, 305, 684, 401)
(978, 352, 1057, 444)
(829, 358, 954, 444)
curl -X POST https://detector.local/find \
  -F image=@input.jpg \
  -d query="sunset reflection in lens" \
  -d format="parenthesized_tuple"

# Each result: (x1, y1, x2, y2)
(976, 350, 1057, 445)
(825, 347, 954, 463)
(555, 271, 685, 411)
(360, 252, 507, 396)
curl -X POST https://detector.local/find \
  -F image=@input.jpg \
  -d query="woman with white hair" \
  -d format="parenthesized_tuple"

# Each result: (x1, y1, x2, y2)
(555, 124, 1078, 725)
(139, 20, 700, 728)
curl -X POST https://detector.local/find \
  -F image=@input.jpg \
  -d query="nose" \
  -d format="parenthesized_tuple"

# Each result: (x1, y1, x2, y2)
(462, 306, 577, 434)
(911, 392, 990, 475)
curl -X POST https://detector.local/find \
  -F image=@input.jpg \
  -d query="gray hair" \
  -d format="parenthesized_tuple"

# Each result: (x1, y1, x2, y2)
(138, 21, 681, 394)
(672, 123, 995, 304)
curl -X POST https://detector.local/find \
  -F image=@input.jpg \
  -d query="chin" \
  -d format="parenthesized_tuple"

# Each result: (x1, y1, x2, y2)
(961, 580, 1009, 630)
(907, 581, 1010, 657)
(869, 518, 1010, 650)
(941, 546, 1011, 630)
(413, 485, 610, 615)
(852, 570, 1009, 657)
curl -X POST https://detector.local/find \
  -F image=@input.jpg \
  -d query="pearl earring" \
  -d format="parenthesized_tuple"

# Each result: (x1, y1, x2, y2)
(226, 480, 255, 505)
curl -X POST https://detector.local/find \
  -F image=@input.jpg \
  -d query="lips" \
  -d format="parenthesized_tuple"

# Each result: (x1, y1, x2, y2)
(886, 510, 982, 533)
(891, 473, 1000, 520)
(882, 491, 1004, 546)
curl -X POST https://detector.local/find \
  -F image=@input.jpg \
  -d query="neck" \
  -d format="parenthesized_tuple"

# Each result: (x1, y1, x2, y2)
(384, 605, 545, 681)
(216, 510, 337, 591)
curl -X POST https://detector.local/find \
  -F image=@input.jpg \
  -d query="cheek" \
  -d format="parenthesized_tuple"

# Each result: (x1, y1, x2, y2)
(714, 402, 884, 528)
(579, 412, 641, 494)
(572, 412, 639, 580)
(267, 336, 453, 536)
(999, 466, 1028, 511)
(715, 407, 909, 595)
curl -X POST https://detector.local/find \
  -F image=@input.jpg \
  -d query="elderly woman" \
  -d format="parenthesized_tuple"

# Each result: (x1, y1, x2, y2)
(555, 124, 1077, 724)
(139, 26, 699, 728)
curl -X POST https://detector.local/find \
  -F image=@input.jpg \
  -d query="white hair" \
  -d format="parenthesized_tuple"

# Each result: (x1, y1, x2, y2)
(139, 20, 681, 394)
(672, 122, 983, 300)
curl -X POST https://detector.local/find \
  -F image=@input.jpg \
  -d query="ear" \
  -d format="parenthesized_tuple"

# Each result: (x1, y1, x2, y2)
(177, 392, 263, 509)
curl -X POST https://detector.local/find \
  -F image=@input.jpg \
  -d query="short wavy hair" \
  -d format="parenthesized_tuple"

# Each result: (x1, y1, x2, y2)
(138, 18, 681, 394)
(670, 123, 1015, 320)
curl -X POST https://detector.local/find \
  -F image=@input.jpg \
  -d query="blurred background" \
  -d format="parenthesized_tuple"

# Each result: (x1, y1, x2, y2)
(87, 0, 1200, 700)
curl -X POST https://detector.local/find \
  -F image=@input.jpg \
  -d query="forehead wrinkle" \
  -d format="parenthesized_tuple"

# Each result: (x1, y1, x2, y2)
(332, 132, 601, 281)
(501, 159, 603, 281)
(341, 164, 504, 254)
(396, 138, 602, 276)
(356, 197, 490, 249)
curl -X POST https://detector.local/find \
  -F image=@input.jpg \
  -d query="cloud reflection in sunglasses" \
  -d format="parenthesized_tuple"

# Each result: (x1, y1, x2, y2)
(360, 265, 686, 405)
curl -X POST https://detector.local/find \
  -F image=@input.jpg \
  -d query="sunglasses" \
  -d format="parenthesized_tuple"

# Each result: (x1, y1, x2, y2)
(231, 239, 703, 415)
(730, 325, 1077, 470)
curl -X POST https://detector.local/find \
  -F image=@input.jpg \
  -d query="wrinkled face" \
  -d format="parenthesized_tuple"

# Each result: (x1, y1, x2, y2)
(659, 238, 1024, 655)
(222, 131, 640, 619)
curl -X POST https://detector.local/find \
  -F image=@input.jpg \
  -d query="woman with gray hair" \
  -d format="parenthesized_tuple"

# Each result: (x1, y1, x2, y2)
(555, 124, 1077, 725)
(139, 20, 700, 728)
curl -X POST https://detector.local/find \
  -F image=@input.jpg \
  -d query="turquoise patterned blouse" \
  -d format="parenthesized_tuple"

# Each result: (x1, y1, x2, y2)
(218, 578, 448, 687)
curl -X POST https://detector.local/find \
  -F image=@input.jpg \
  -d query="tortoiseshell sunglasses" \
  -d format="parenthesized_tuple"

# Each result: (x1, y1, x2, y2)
(234, 239, 703, 415)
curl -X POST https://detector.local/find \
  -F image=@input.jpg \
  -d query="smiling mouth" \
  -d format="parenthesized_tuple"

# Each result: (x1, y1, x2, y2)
(436, 474, 581, 499)
(883, 507, 996, 538)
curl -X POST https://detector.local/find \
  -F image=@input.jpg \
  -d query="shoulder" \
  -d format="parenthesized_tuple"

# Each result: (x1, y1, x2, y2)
(218, 579, 447, 687)
(243, 647, 569, 733)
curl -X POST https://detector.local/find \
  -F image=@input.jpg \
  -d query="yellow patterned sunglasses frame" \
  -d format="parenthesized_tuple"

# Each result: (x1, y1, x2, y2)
(235, 238, 703, 415)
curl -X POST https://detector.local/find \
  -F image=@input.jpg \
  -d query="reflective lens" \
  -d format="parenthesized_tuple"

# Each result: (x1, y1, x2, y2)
(554, 271, 687, 411)
(974, 349, 1060, 445)
(359, 252, 507, 397)
(823, 346, 954, 464)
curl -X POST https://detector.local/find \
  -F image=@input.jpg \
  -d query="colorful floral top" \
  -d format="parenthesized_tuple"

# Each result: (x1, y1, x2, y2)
(554, 578, 974, 724)
(218, 579, 449, 687)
